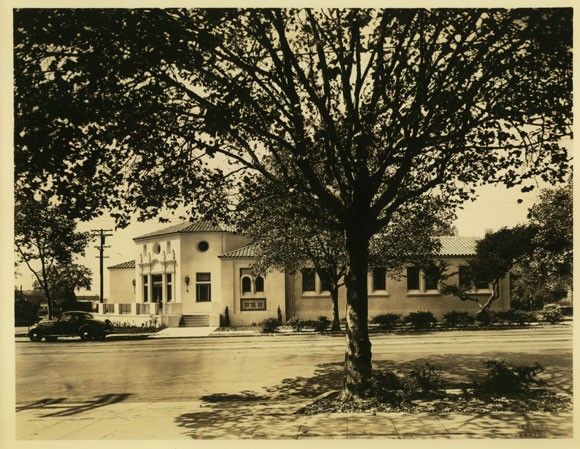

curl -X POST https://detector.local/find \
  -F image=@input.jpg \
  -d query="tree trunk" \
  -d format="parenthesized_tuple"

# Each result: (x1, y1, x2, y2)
(330, 287, 341, 331)
(342, 230, 372, 400)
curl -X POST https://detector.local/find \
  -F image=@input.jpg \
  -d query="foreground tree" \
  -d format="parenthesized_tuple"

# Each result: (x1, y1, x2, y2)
(15, 194, 92, 319)
(15, 9, 572, 398)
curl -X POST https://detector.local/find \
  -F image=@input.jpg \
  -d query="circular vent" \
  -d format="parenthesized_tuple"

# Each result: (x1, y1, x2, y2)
(198, 241, 209, 252)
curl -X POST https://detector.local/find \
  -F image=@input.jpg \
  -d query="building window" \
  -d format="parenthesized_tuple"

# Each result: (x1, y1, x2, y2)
(196, 273, 211, 302)
(458, 266, 489, 291)
(153, 243, 161, 255)
(372, 267, 387, 291)
(142, 245, 147, 256)
(424, 264, 440, 291)
(241, 276, 252, 295)
(475, 278, 490, 291)
(241, 298, 267, 311)
(166, 273, 172, 302)
(255, 276, 264, 292)
(302, 269, 316, 292)
(458, 266, 472, 290)
(407, 266, 420, 291)
(119, 304, 132, 314)
(143, 276, 149, 302)
(166, 241, 171, 253)
(198, 241, 209, 252)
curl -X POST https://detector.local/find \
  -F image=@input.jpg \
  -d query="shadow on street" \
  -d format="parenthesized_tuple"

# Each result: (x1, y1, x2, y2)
(15, 393, 133, 417)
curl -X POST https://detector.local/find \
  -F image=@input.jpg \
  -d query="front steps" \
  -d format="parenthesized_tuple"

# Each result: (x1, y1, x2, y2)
(179, 314, 210, 327)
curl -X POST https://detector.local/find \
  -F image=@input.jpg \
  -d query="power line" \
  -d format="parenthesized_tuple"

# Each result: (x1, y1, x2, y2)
(91, 229, 113, 303)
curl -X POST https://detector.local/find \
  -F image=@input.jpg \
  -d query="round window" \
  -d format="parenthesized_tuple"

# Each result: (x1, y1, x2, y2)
(198, 241, 209, 252)
(153, 243, 161, 254)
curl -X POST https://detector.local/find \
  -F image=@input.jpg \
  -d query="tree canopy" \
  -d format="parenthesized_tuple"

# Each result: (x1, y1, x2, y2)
(14, 8, 573, 398)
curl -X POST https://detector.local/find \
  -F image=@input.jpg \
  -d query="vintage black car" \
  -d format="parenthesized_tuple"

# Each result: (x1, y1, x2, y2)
(28, 311, 114, 341)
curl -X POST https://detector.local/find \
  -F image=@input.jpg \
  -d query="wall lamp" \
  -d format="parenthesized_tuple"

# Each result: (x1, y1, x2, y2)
(132, 279, 136, 293)
(184, 275, 190, 292)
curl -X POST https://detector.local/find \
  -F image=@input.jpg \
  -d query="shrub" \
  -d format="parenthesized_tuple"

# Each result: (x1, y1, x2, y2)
(443, 311, 475, 327)
(223, 306, 230, 327)
(371, 313, 401, 331)
(313, 316, 331, 332)
(371, 363, 442, 401)
(288, 317, 304, 332)
(475, 310, 497, 326)
(407, 363, 442, 393)
(405, 311, 437, 330)
(543, 309, 563, 324)
(496, 309, 534, 326)
(370, 369, 411, 402)
(261, 318, 280, 333)
(475, 359, 544, 395)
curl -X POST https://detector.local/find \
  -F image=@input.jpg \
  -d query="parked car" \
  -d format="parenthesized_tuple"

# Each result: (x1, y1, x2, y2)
(28, 311, 114, 342)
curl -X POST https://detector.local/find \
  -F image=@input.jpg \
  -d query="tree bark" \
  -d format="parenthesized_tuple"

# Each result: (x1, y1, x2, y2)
(330, 287, 341, 331)
(342, 230, 372, 399)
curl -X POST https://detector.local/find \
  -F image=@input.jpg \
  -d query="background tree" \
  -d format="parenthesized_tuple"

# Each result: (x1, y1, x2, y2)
(15, 194, 92, 319)
(510, 180, 573, 310)
(33, 263, 93, 311)
(440, 225, 537, 313)
(14, 9, 572, 398)
(241, 183, 452, 331)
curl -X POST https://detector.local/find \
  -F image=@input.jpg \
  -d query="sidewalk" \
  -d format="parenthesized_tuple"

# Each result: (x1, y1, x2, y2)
(15, 397, 573, 439)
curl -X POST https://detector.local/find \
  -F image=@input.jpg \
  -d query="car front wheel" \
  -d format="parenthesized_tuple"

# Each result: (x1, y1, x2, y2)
(29, 330, 42, 342)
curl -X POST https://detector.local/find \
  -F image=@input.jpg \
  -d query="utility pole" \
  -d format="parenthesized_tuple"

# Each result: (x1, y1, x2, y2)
(92, 229, 113, 303)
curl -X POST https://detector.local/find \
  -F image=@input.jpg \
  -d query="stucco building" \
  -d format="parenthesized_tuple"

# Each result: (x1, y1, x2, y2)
(104, 220, 511, 327)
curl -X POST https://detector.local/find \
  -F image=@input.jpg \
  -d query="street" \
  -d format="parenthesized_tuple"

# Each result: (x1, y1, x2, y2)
(16, 327, 573, 405)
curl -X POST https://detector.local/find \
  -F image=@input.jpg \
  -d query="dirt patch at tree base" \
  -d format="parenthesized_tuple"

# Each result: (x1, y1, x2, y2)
(298, 389, 572, 415)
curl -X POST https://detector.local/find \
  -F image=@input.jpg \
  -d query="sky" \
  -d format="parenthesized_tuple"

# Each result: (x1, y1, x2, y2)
(13, 179, 560, 297)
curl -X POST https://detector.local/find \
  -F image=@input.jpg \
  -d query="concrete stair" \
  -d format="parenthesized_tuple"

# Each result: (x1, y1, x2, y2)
(179, 314, 210, 327)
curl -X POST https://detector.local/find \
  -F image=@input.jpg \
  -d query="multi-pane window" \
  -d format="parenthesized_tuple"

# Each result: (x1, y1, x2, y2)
(407, 266, 421, 291)
(372, 267, 387, 291)
(196, 273, 211, 302)
(166, 273, 172, 302)
(143, 276, 149, 302)
(240, 298, 267, 311)
(302, 268, 316, 292)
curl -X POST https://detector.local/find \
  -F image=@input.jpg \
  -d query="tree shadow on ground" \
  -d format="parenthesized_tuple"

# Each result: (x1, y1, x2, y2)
(372, 352, 573, 394)
(175, 353, 572, 439)
(16, 393, 133, 417)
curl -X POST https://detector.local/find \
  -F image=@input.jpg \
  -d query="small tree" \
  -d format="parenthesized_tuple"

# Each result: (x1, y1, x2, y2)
(441, 226, 537, 313)
(15, 194, 92, 319)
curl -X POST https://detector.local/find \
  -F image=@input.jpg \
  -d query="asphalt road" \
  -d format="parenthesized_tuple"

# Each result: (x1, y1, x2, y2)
(16, 327, 572, 404)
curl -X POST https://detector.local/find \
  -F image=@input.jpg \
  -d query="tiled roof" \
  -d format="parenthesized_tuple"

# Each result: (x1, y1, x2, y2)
(219, 237, 478, 259)
(108, 260, 136, 269)
(437, 236, 478, 256)
(219, 244, 257, 259)
(134, 220, 236, 240)
(218, 237, 478, 259)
